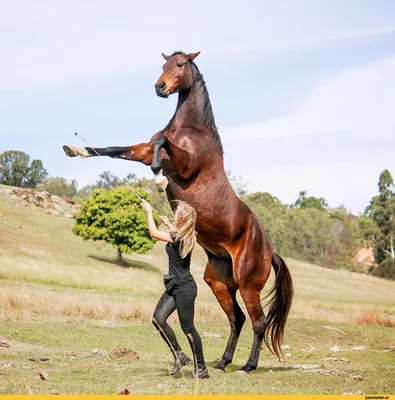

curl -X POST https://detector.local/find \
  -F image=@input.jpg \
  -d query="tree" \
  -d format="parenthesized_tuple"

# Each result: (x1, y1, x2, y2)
(0, 150, 48, 188)
(96, 170, 137, 189)
(38, 177, 78, 197)
(294, 190, 328, 211)
(226, 169, 248, 196)
(362, 169, 395, 279)
(73, 186, 158, 265)
(78, 171, 137, 197)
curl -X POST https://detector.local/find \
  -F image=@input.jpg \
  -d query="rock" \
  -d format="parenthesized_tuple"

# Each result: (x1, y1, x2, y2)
(281, 344, 291, 351)
(343, 391, 364, 395)
(51, 195, 61, 204)
(0, 212, 4, 218)
(0, 338, 9, 347)
(284, 353, 292, 358)
(323, 325, 345, 334)
(38, 371, 49, 380)
(291, 364, 321, 370)
(64, 213, 75, 219)
(44, 209, 61, 217)
(300, 346, 316, 353)
(109, 348, 139, 359)
(92, 348, 103, 355)
(351, 346, 367, 351)
(0, 188, 12, 195)
(1, 362, 14, 369)
(203, 332, 222, 338)
(117, 389, 130, 395)
(322, 357, 349, 362)
(103, 321, 117, 328)
(330, 345, 341, 352)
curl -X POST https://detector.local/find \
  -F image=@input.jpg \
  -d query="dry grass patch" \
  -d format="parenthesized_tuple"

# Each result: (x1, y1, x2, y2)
(354, 311, 395, 328)
(0, 286, 225, 323)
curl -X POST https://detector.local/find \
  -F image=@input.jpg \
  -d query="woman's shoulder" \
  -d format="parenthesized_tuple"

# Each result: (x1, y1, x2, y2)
(169, 231, 180, 243)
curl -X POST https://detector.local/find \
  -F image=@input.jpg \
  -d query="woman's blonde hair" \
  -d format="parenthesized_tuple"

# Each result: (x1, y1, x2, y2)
(171, 200, 197, 258)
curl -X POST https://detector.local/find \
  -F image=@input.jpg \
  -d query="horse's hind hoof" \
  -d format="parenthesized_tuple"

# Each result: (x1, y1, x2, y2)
(63, 145, 90, 158)
(236, 369, 249, 375)
(155, 171, 168, 193)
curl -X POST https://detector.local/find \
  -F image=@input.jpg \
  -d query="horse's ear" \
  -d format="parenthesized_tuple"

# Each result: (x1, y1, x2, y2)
(162, 53, 171, 61)
(187, 52, 201, 61)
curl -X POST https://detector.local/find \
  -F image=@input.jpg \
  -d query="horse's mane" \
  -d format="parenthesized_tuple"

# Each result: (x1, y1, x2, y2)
(171, 51, 224, 157)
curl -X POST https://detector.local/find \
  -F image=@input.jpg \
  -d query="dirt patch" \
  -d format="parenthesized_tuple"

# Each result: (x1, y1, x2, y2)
(109, 348, 139, 359)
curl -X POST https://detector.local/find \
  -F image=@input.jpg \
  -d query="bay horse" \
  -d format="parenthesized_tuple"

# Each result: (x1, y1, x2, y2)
(63, 51, 293, 373)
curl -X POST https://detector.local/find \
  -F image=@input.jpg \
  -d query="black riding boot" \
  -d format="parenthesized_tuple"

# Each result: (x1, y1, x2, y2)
(169, 349, 191, 375)
(186, 333, 209, 379)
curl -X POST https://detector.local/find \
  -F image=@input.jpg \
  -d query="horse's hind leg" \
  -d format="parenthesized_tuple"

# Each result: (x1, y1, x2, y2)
(233, 220, 273, 373)
(238, 287, 267, 373)
(204, 255, 246, 371)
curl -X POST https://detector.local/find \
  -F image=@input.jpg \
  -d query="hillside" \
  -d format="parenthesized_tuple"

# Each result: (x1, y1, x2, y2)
(1, 185, 394, 324)
(1, 185, 394, 395)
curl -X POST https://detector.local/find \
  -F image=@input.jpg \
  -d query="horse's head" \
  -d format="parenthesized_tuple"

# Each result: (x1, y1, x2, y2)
(155, 51, 201, 98)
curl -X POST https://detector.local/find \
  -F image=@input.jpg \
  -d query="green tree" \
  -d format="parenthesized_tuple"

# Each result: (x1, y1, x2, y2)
(96, 170, 137, 189)
(38, 177, 78, 197)
(243, 192, 289, 254)
(226, 169, 248, 196)
(78, 171, 137, 197)
(73, 186, 158, 265)
(0, 150, 48, 188)
(133, 177, 171, 216)
(362, 169, 395, 279)
(294, 190, 328, 211)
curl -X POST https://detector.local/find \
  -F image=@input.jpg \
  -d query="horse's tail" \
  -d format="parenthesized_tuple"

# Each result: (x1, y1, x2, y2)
(262, 252, 294, 360)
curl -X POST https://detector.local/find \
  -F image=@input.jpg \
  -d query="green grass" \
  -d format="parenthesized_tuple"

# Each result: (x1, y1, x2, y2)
(0, 186, 394, 395)
(1, 317, 394, 395)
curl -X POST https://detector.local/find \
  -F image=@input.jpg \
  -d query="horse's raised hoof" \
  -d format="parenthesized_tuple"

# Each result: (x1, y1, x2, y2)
(155, 171, 169, 193)
(63, 145, 90, 158)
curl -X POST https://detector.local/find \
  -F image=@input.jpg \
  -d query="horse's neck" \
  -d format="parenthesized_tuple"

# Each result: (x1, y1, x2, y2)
(171, 80, 213, 129)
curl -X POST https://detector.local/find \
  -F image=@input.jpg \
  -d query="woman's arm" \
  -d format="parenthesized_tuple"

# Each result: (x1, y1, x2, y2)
(143, 202, 174, 243)
(159, 216, 176, 231)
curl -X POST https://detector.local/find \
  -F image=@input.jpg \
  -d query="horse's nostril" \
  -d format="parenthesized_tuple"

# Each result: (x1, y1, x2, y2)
(158, 81, 166, 90)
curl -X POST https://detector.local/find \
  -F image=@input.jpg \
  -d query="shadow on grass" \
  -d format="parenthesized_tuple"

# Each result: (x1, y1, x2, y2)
(206, 360, 296, 374)
(89, 255, 162, 274)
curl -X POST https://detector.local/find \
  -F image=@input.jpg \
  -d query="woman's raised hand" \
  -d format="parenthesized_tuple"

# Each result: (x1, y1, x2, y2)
(142, 201, 153, 213)
(159, 215, 172, 227)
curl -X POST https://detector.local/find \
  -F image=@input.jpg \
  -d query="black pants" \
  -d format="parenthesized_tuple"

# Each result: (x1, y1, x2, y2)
(152, 279, 205, 368)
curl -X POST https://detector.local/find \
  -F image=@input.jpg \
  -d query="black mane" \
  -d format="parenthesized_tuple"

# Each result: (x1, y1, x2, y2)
(170, 51, 224, 156)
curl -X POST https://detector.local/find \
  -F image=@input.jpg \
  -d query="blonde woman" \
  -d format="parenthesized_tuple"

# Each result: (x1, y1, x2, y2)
(142, 200, 209, 379)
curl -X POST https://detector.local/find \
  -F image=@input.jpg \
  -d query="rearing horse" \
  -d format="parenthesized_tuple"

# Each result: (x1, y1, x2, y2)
(63, 51, 293, 373)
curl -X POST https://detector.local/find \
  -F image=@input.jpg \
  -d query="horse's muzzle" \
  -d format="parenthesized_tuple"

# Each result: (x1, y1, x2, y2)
(155, 82, 170, 98)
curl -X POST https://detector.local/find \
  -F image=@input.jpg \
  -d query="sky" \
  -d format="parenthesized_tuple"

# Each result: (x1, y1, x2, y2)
(1, 0, 394, 214)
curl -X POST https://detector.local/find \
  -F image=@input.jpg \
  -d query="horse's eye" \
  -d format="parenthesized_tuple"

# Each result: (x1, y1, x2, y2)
(177, 63, 184, 68)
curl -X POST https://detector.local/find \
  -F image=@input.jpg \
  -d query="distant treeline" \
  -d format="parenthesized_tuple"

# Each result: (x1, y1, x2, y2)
(1, 150, 393, 279)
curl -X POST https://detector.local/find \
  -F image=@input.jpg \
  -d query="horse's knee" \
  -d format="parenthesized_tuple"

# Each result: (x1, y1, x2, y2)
(151, 136, 168, 173)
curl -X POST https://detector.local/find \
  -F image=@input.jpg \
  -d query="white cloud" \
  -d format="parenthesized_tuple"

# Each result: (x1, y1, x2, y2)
(1, 0, 394, 90)
(223, 56, 395, 143)
(222, 57, 395, 213)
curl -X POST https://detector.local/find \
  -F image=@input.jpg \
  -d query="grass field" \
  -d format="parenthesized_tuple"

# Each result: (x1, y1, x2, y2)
(1, 187, 394, 395)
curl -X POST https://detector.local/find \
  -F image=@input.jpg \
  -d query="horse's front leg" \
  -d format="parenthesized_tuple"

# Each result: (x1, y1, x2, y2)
(150, 135, 199, 191)
(63, 143, 154, 165)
